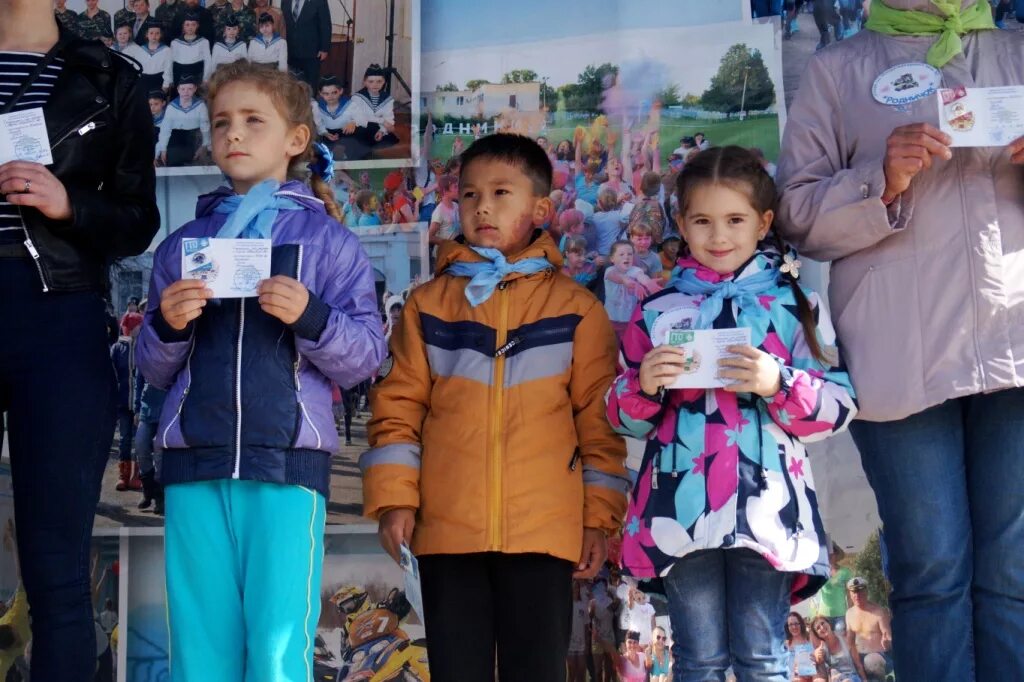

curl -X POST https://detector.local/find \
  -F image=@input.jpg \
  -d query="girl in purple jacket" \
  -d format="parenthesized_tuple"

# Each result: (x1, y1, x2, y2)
(135, 61, 385, 681)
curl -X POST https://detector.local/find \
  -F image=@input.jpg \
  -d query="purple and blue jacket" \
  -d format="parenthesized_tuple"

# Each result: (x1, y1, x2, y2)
(135, 181, 386, 499)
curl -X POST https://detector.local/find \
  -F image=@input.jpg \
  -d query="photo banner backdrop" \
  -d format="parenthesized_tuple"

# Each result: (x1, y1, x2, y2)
(0, 2, 898, 681)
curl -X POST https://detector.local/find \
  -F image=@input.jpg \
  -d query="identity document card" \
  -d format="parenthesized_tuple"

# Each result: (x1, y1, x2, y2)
(0, 108, 53, 166)
(181, 237, 271, 298)
(937, 86, 1024, 147)
(650, 306, 751, 390)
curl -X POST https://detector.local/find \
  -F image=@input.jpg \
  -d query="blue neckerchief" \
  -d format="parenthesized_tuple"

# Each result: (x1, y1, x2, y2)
(213, 179, 304, 239)
(670, 264, 780, 329)
(445, 246, 553, 307)
(171, 98, 203, 114)
(318, 98, 349, 117)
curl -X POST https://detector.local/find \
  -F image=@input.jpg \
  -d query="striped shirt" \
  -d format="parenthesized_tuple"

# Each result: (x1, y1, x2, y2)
(0, 52, 64, 247)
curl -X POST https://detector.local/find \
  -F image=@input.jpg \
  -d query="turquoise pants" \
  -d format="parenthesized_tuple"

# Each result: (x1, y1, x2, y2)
(165, 480, 326, 682)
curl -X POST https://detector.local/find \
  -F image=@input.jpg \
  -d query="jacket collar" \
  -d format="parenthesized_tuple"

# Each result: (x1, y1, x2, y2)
(196, 180, 326, 218)
(675, 245, 781, 285)
(435, 229, 563, 277)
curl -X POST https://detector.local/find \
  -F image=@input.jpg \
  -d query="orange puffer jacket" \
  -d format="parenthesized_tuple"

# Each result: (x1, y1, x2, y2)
(362, 232, 628, 563)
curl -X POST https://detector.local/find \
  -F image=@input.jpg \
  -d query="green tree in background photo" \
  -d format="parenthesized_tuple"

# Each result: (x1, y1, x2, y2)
(701, 43, 775, 114)
(854, 530, 892, 608)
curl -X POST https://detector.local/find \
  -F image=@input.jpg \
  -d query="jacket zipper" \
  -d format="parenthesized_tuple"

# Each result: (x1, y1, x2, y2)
(292, 244, 321, 449)
(20, 225, 49, 293)
(50, 105, 109, 151)
(293, 355, 323, 450)
(232, 299, 245, 478)
(488, 280, 511, 550)
(162, 337, 197, 449)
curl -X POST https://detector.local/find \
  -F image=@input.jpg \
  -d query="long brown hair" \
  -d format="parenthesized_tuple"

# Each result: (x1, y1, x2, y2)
(205, 60, 343, 222)
(675, 146, 826, 364)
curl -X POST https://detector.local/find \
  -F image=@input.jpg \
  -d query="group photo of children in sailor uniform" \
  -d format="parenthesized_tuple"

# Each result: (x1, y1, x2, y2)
(60, 0, 414, 167)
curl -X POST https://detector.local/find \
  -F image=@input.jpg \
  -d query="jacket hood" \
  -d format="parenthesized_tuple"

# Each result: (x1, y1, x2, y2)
(434, 229, 564, 275)
(195, 180, 327, 219)
(880, 0, 979, 14)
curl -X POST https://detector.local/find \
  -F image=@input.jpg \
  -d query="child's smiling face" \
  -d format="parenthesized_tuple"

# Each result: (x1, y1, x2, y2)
(677, 182, 772, 275)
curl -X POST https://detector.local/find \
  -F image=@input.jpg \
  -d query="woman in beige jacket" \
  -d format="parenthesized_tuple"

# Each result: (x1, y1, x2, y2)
(777, 1, 1024, 680)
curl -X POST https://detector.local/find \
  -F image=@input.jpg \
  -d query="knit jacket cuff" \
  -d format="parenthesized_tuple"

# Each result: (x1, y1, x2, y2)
(153, 309, 193, 343)
(289, 291, 331, 341)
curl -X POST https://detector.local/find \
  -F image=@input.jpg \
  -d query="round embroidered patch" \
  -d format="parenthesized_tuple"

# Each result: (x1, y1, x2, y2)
(871, 63, 941, 108)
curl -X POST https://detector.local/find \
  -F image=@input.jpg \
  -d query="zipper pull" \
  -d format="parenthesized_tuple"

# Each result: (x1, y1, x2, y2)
(494, 336, 521, 358)
(23, 239, 40, 260)
(568, 449, 580, 471)
(78, 122, 97, 136)
(651, 464, 659, 490)
(497, 281, 510, 291)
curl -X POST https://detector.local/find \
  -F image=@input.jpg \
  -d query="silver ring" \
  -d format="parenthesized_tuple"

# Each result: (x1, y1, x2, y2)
(22, 180, 30, 193)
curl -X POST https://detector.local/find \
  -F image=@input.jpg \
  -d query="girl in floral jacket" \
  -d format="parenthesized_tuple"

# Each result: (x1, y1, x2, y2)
(606, 146, 857, 680)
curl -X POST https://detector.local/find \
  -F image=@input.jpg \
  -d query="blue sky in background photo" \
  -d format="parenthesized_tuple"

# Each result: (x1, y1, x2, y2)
(422, 0, 746, 52)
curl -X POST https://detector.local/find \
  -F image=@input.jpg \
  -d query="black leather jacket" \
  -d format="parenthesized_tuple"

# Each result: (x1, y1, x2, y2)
(20, 25, 159, 293)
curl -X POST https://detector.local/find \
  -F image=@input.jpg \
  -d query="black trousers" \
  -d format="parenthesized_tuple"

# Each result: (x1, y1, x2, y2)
(0, 258, 115, 682)
(289, 56, 321, 91)
(418, 552, 573, 682)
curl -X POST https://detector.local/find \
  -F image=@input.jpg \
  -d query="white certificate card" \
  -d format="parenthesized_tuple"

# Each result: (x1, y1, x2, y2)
(399, 543, 426, 625)
(938, 86, 1024, 147)
(0, 108, 54, 165)
(661, 327, 752, 390)
(181, 237, 271, 298)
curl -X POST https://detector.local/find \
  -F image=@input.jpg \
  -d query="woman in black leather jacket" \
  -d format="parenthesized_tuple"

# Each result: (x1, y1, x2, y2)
(0, 3, 158, 681)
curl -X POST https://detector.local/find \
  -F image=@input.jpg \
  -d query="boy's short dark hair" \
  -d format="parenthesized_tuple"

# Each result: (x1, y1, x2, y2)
(458, 133, 552, 197)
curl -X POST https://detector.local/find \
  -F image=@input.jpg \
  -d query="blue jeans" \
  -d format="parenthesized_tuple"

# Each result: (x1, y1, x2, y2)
(134, 419, 161, 476)
(115, 407, 134, 462)
(850, 389, 1024, 681)
(663, 549, 792, 681)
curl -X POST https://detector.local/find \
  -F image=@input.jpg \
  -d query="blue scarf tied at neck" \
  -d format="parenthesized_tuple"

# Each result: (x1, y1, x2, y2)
(214, 179, 305, 239)
(671, 267, 780, 329)
(445, 247, 553, 306)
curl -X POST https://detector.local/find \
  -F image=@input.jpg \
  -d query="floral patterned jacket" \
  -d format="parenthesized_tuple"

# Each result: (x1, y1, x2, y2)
(606, 249, 858, 601)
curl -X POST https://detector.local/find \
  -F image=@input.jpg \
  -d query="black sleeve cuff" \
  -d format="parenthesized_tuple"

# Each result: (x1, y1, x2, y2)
(638, 386, 665, 404)
(153, 308, 193, 343)
(289, 291, 331, 342)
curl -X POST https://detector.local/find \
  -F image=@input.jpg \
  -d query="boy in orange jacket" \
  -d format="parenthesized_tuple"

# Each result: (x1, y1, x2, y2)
(361, 134, 628, 682)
